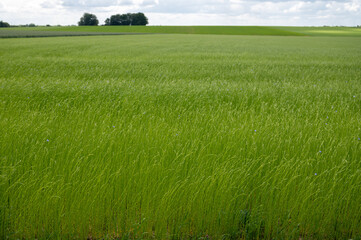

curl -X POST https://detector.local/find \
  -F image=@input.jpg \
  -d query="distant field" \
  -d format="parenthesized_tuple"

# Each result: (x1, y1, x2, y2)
(0, 29, 147, 38)
(1, 33, 361, 239)
(5, 26, 305, 36)
(278, 26, 361, 37)
(3, 26, 361, 38)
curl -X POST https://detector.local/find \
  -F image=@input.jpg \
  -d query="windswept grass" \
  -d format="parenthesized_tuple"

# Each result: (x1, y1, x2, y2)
(0, 34, 361, 239)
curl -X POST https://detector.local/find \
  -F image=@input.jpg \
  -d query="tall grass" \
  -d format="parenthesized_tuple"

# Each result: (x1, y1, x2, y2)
(1, 34, 361, 239)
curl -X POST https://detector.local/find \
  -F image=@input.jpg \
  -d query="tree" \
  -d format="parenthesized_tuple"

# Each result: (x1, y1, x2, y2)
(131, 12, 148, 26)
(110, 14, 122, 25)
(108, 13, 148, 26)
(78, 13, 99, 26)
(110, 14, 131, 25)
(121, 13, 132, 25)
(104, 18, 110, 26)
(0, 21, 10, 28)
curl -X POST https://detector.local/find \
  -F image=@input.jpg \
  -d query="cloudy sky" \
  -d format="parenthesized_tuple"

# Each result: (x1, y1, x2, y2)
(0, 0, 360, 26)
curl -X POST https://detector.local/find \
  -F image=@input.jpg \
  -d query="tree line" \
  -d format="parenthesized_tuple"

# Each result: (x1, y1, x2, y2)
(0, 21, 10, 27)
(78, 13, 148, 26)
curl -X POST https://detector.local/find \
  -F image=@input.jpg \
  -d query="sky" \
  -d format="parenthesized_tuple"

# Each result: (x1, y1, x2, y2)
(0, 0, 360, 26)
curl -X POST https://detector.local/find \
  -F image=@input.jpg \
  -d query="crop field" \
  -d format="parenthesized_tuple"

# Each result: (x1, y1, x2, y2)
(0, 30, 361, 239)
(3, 26, 361, 38)
(26, 26, 306, 36)
(0, 29, 146, 38)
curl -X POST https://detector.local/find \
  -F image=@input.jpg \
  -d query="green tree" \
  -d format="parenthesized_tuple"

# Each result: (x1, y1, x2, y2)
(0, 21, 10, 28)
(110, 14, 131, 25)
(122, 13, 132, 25)
(109, 14, 122, 25)
(78, 13, 99, 26)
(108, 13, 148, 26)
(131, 12, 148, 25)
(104, 18, 110, 26)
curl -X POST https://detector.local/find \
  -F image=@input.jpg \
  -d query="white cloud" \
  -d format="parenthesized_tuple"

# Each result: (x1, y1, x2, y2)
(345, 0, 360, 11)
(0, 0, 360, 26)
(60, 0, 134, 8)
(141, 0, 158, 7)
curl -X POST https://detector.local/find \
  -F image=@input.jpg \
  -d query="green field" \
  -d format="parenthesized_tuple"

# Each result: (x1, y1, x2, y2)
(1, 31, 361, 239)
(0, 29, 146, 38)
(3, 26, 361, 38)
(278, 26, 361, 37)
(34, 26, 306, 36)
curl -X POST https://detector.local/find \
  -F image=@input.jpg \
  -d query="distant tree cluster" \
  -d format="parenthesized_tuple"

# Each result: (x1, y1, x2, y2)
(78, 13, 99, 26)
(77, 12, 148, 26)
(105, 13, 148, 26)
(9, 24, 37, 27)
(0, 21, 10, 27)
